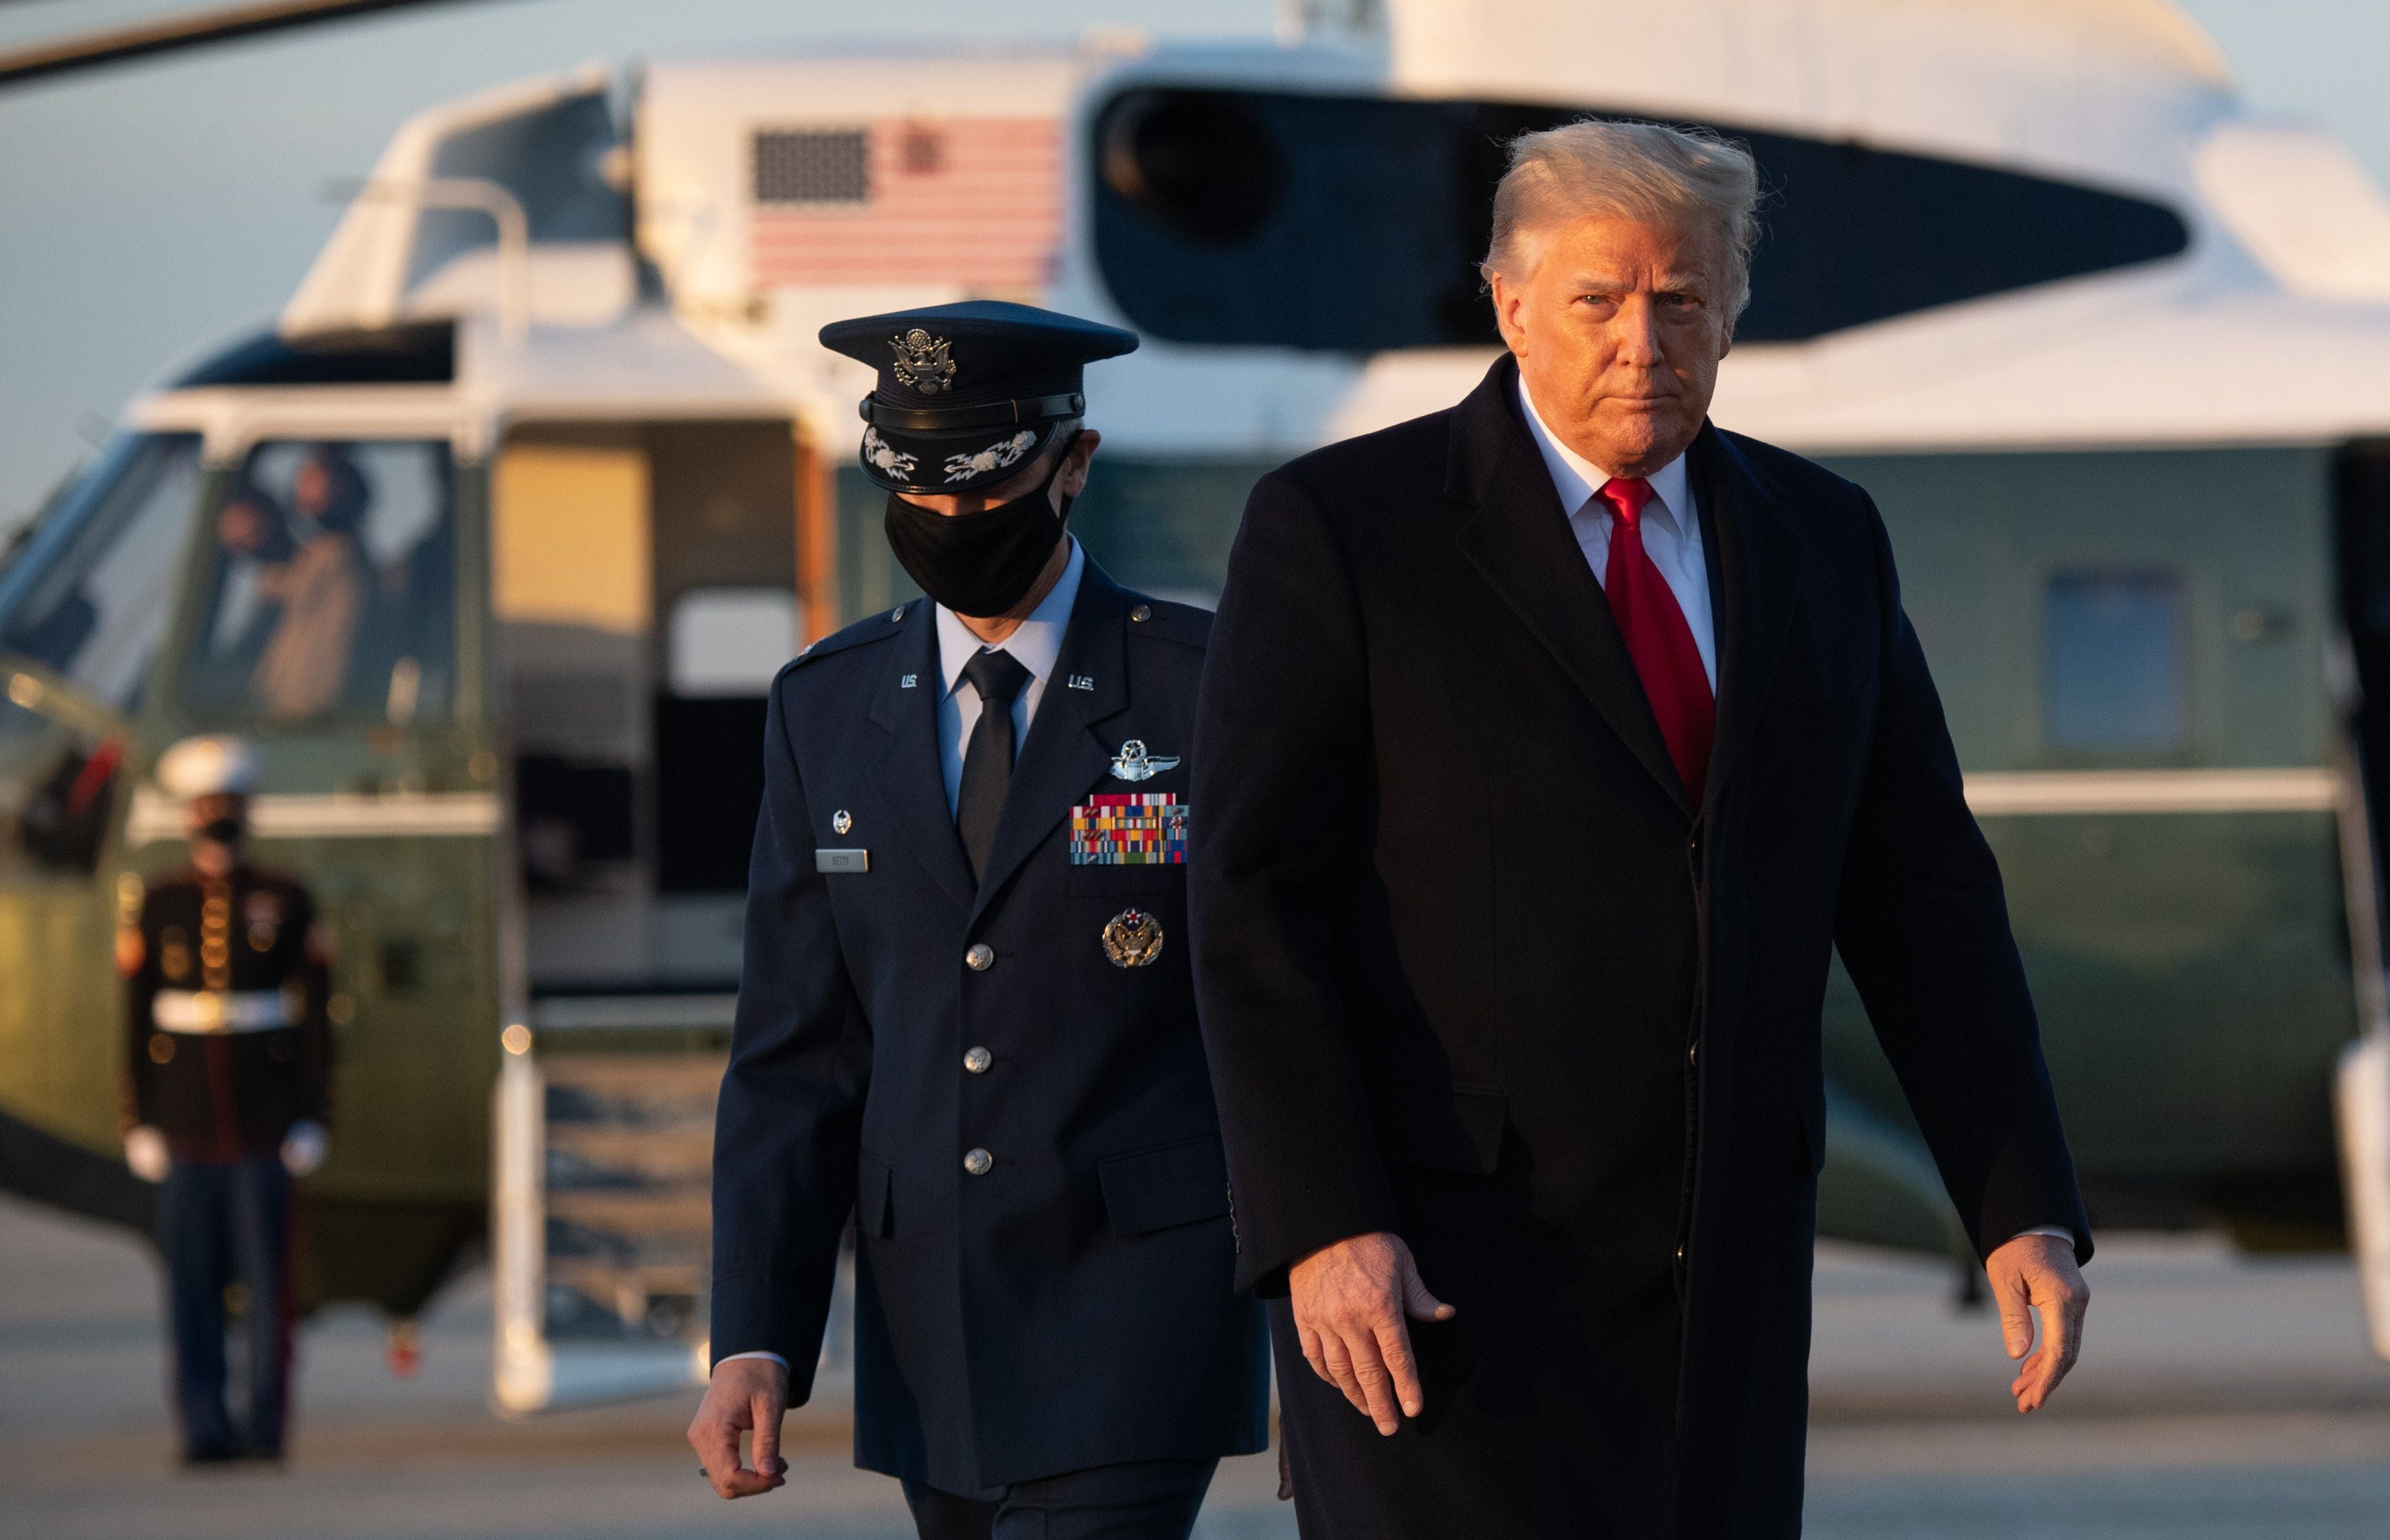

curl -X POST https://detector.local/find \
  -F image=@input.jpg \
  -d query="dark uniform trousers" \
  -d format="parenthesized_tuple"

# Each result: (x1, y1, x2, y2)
(710, 564, 1268, 1540)
(904, 1460, 1217, 1540)
(121, 862, 331, 1459)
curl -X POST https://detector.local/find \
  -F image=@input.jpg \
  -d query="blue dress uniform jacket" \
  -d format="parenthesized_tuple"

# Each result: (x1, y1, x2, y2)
(710, 560, 1270, 1495)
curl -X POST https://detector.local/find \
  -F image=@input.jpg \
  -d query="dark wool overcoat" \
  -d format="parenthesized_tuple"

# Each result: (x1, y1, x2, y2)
(1188, 356, 2091, 1539)
(710, 561, 1270, 1498)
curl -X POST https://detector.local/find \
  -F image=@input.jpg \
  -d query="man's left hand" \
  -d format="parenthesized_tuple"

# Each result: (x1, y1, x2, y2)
(1985, 1231, 2087, 1413)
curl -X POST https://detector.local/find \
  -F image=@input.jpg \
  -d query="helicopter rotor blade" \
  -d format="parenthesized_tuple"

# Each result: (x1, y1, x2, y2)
(0, 0, 518, 89)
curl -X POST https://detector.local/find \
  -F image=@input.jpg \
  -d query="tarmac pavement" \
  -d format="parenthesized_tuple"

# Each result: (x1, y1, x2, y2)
(6, 1192, 2390, 1537)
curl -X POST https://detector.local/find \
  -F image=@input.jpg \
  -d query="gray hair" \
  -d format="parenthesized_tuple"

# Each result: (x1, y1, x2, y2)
(1481, 120, 1761, 321)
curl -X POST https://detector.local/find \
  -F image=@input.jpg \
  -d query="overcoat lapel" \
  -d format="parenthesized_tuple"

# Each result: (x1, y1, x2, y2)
(1448, 358, 1694, 819)
(969, 565, 1132, 925)
(867, 603, 976, 913)
(1691, 425, 1803, 809)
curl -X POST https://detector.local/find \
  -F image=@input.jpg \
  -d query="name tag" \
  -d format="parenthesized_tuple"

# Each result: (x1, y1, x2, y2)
(816, 849, 869, 874)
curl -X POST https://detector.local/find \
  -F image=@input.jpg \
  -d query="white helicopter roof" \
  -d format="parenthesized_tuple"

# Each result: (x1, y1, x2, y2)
(213, 2, 2390, 461)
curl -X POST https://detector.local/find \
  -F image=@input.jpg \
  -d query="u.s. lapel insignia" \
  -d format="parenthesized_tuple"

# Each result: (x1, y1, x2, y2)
(889, 329, 956, 395)
(1109, 739, 1180, 782)
(1101, 907, 1166, 968)
(832, 810, 853, 835)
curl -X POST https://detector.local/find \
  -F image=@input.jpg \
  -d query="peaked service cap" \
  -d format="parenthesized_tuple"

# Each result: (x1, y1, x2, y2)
(820, 300, 1138, 494)
(156, 735, 262, 798)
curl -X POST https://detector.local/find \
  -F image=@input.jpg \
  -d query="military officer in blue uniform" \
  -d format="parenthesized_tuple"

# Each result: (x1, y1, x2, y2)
(690, 301, 1268, 1539)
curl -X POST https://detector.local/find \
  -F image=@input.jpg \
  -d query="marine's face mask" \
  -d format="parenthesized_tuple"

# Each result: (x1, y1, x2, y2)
(882, 437, 1078, 618)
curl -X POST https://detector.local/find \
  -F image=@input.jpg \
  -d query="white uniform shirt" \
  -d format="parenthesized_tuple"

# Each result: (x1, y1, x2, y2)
(933, 536, 1086, 815)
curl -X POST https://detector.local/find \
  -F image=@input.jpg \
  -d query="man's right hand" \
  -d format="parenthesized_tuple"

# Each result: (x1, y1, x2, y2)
(688, 1356, 790, 1499)
(1288, 1231, 1455, 1437)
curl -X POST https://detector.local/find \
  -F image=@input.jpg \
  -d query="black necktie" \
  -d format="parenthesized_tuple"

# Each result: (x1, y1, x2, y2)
(956, 649, 1032, 883)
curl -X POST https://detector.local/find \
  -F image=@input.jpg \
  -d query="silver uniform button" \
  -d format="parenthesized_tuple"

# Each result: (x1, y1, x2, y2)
(1129, 603, 1153, 622)
(965, 943, 994, 971)
(964, 1047, 992, 1074)
(963, 1148, 994, 1176)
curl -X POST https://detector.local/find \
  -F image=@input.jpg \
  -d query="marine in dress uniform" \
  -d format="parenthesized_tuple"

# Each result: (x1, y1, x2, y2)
(119, 736, 332, 1466)
(691, 302, 1269, 1540)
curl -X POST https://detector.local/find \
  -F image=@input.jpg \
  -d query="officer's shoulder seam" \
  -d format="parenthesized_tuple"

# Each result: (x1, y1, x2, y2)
(783, 606, 915, 676)
(1122, 596, 1211, 649)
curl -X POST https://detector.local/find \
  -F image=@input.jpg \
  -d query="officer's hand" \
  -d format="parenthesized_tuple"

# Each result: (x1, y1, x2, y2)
(1987, 1231, 2089, 1413)
(280, 1121, 328, 1177)
(1288, 1231, 1454, 1437)
(689, 1356, 789, 1499)
(124, 1126, 169, 1184)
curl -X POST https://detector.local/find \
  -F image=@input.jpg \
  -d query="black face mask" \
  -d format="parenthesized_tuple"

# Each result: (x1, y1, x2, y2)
(883, 440, 1076, 618)
(199, 816, 244, 846)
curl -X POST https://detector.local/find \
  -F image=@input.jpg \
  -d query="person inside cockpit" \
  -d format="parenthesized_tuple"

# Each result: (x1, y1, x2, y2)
(251, 446, 378, 721)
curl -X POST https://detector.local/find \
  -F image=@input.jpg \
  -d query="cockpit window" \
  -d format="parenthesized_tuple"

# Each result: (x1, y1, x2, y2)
(0, 433, 202, 876)
(182, 439, 458, 726)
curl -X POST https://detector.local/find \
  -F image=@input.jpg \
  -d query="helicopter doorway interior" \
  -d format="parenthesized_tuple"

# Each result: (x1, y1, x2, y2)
(494, 420, 812, 996)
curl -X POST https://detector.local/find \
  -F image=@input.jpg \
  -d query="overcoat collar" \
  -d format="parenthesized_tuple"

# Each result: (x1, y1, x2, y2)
(862, 563, 1136, 920)
(1446, 354, 1803, 818)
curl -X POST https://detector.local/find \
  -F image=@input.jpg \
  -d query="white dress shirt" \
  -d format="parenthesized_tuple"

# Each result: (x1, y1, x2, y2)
(933, 536, 1086, 814)
(1515, 375, 1717, 691)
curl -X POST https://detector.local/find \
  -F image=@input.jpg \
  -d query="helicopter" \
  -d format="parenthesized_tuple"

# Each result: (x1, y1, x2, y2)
(10, 0, 2390, 1408)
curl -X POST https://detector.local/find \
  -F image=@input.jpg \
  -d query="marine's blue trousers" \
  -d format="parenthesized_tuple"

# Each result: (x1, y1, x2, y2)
(158, 1156, 293, 1459)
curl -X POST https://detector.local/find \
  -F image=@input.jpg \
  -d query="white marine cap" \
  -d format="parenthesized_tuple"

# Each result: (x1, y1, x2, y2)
(155, 735, 263, 798)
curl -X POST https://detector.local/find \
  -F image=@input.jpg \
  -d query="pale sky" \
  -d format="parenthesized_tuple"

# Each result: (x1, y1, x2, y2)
(0, 0, 2380, 526)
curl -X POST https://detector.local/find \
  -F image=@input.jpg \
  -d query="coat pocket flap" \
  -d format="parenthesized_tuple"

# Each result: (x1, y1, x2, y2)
(857, 1151, 895, 1239)
(1098, 1137, 1232, 1237)
(1365, 1078, 1508, 1175)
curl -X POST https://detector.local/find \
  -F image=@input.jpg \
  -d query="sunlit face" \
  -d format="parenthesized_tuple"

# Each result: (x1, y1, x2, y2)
(1490, 215, 1734, 478)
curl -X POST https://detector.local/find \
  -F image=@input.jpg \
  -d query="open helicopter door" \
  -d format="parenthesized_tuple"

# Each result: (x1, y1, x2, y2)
(488, 411, 853, 1413)
(2333, 441, 2390, 1360)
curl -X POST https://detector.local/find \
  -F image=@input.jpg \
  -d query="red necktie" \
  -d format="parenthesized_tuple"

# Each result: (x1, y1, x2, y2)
(1594, 477, 1715, 797)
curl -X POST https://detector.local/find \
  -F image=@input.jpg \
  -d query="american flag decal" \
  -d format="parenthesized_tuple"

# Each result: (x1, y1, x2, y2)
(1070, 794, 1189, 866)
(750, 118, 1062, 291)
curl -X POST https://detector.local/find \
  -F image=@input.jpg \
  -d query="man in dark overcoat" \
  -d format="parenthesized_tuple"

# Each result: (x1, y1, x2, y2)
(1187, 121, 2092, 1538)
(691, 301, 1269, 1540)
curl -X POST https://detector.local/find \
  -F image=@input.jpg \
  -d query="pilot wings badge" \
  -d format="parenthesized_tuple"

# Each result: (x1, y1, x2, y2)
(1109, 739, 1180, 782)
(888, 328, 956, 395)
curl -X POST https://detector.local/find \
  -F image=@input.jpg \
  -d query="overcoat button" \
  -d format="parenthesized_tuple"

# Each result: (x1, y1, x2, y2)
(1129, 604, 1152, 622)
(964, 1047, 992, 1074)
(963, 1148, 994, 1176)
(1688, 1039, 1699, 1068)
(965, 943, 994, 971)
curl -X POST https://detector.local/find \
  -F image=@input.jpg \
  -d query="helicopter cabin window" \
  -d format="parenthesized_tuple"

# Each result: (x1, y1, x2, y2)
(1092, 89, 2190, 350)
(182, 440, 457, 726)
(2043, 569, 2189, 754)
(0, 433, 202, 876)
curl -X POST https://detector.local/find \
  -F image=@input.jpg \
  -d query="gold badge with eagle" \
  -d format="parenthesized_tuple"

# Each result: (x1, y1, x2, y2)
(1101, 907, 1166, 969)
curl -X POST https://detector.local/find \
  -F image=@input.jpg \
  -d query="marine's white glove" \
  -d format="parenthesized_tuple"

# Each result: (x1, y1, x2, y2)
(124, 1125, 169, 1183)
(281, 1121, 328, 1177)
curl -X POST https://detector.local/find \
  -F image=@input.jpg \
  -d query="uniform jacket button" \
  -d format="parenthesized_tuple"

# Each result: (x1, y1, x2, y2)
(964, 943, 994, 971)
(1129, 603, 1152, 622)
(964, 1047, 992, 1074)
(963, 1148, 994, 1176)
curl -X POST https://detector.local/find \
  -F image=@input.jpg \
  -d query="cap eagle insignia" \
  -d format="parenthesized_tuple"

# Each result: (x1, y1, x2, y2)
(889, 328, 957, 395)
